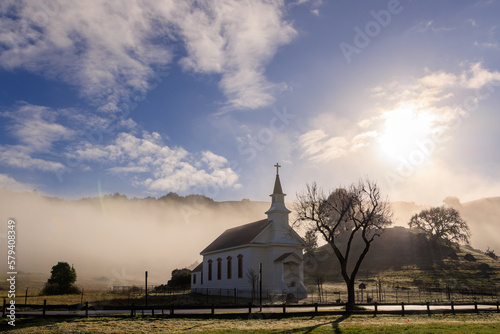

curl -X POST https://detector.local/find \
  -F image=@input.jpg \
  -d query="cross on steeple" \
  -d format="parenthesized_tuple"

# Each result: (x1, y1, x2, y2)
(274, 163, 281, 175)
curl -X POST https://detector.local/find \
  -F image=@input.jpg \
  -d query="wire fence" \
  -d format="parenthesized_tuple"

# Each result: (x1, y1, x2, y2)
(307, 285, 500, 305)
(5, 283, 499, 308)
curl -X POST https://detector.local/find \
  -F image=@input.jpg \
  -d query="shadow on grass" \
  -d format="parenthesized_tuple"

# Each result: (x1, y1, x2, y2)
(331, 313, 351, 334)
(0, 315, 125, 332)
(273, 313, 352, 334)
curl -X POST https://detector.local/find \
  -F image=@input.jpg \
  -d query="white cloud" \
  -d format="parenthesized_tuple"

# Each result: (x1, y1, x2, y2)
(0, 146, 65, 171)
(409, 20, 434, 33)
(350, 131, 378, 152)
(73, 131, 239, 193)
(1, 104, 76, 152)
(460, 62, 500, 89)
(0, 103, 129, 173)
(466, 18, 477, 27)
(0, 0, 298, 111)
(298, 129, 349, 162)
(408, 20, 455, 34)
(173, 0, 297, 110)
(202, 151, 228, 170)
(0, 101, 238, 193)
(0, 174, 34, 192)
(0, 0, 171, 112)
(416, 63, 500, 91)
(474, 41, 499, 49)
(418, 71, 457, 88)
(0, 104, 76, 172)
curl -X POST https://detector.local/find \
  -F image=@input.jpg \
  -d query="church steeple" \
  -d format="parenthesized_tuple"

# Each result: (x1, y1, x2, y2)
(272, 163, 283, 195)
(271, 164, 284, 196)
(266, 163, 291, 238)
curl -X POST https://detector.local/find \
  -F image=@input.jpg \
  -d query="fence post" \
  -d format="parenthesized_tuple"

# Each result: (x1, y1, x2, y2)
(315, 303, 318, 313)
(152, 308, 154, 316)
(374, 302, 378, 316)
(283, 303, 286, 314)
(211, 304, 215, 316)
(85, 302, 89, 317)
(401, 302, 405, 317)
(426, 302, 430, 316)
(131, 303, 135, 317)
(474, 301, 478, 314)
(497, 301, 499, 313)
(43, 299, 47, 316)
(25, 288, 28, 306)
(248, 303, 252, 314)
(451, 301, 455, 315)
(170, 305, 174, 315)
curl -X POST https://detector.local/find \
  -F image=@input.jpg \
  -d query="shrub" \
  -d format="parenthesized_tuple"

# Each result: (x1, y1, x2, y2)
(485, 247, 498, 260)
(41, 262, 80, 295)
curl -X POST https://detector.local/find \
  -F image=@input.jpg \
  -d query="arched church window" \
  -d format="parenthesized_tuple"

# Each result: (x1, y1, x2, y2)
(217, 258, 222, 280)
(208, 259, 213, 281)
(237, 254, 243, 278)
(227, 256, 232, 279)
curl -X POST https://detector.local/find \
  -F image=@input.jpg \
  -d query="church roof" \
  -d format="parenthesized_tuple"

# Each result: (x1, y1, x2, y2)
(274, 252, 293, 262)
(192, 262, 203, 273)
(201, 218, 271, 254)
(274, 252, 302, 263)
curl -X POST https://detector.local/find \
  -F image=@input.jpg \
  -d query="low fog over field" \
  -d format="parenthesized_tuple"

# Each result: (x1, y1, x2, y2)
(0, 190, 268, 287)
(1, 190, 499, 288)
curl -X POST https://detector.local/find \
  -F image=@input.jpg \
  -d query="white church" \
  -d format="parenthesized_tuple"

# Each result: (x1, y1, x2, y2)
(191, 164, 307, 300)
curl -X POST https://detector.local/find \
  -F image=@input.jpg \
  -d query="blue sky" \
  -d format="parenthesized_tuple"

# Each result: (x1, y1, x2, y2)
(1, 0, 500, 204)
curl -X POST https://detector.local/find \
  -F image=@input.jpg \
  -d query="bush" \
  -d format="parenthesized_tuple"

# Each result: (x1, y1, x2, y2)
(464, 253, 476, 262)
(478, 263, 490, 272)
(485, 247, 498, 260)
(42, 283, 80, 295)
(167, 268, 191, 289)
(41, 262, 80, 295)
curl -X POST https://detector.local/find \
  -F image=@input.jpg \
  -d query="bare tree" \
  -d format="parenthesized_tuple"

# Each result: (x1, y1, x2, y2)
(304, 229, 325, 302)
(295, 179, 392, 310)
(314, 270, 325, 303)
(247, 268, 258, 302)
(304, 229, 318, 254)
(408, 206, 470, 246)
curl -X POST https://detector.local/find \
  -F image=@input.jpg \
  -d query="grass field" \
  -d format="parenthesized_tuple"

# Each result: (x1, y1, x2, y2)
(2, 313, 500, 333)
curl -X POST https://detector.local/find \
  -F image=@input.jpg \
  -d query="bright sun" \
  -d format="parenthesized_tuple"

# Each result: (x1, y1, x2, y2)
(378, 106, 434, 161)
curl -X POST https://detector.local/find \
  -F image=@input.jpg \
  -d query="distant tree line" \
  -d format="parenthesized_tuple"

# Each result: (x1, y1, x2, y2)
(77, 192, 215, 204)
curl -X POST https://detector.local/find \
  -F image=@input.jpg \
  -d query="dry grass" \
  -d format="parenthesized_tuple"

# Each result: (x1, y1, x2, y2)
(2, 312, 500, 333)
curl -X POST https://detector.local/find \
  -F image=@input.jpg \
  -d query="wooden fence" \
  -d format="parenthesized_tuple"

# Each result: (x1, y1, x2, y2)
(3, 298, 500, 318)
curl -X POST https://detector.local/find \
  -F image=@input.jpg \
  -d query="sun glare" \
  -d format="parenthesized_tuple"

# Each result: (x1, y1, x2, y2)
(378, 106, 434, 161)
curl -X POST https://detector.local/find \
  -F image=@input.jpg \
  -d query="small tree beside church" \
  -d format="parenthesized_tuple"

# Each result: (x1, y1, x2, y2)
(167, 268, 191, 290)
(42, 262, 79, 295)
(295, 179, 392, 311)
